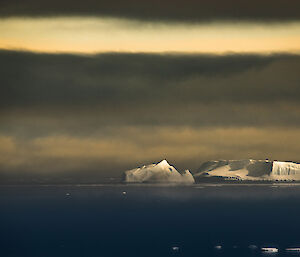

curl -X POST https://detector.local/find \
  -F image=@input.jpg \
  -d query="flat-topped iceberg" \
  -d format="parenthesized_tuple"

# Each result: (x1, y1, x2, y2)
(272, 161, 300, 175)
(124, 159, 300, 183)
(194, 159, 300, 181)
(124, 160, 195, 184)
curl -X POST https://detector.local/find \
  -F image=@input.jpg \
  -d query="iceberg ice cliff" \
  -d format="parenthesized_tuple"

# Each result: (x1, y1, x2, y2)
(124, 160, 195, 184)
(124, 159, 300, 183)
(272, 161, 300, 175)
(194, 159, 300, 181)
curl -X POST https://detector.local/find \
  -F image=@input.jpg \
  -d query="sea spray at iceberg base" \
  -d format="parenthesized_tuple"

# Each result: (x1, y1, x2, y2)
(124, 159, 300, 183)
(124, 160, 195, 184)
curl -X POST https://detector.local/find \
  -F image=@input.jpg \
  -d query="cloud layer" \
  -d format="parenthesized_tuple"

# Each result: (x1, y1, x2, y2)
(1, 50, 300, 183)
(1, 0, 300, 22)
(1, 51, 300, 108)
(1, 18, 300, 53)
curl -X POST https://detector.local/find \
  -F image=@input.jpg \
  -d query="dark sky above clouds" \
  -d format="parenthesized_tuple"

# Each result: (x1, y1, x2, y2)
(0, 1, 299, 184)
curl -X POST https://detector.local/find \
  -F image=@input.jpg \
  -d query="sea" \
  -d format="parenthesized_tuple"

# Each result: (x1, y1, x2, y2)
(1, 183, 300, 257)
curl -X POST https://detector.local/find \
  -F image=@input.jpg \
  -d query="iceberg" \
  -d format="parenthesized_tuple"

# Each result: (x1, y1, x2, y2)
(124, 160, 195, 184)
(124, 159, 300, 183)
(285, 248, 300, 252)
(269, 161, 300, 180)
(261, 247, 278, 253)
(272, 161, 300, 175)
(194, 159, 300, 181)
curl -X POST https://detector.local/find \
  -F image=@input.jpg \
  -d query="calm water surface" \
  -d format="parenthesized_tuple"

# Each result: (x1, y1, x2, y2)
(1, 184, 300, 257)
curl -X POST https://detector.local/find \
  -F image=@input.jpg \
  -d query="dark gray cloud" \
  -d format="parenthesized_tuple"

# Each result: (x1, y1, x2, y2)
(0, 0, 300, 22)
(1, 50, 300, 109)
(1, 50, 300, 134)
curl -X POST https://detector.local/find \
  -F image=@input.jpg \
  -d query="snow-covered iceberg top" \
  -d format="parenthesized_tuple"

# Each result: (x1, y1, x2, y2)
(124, 160, 195, 184)
(194, 159, 300, 181)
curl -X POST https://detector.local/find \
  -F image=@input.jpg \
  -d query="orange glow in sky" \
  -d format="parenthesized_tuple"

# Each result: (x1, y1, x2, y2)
(0, 17, 300, 53)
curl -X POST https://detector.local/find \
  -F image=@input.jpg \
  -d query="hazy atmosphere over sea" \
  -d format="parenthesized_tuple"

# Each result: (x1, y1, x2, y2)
(0, 0, 300, 184)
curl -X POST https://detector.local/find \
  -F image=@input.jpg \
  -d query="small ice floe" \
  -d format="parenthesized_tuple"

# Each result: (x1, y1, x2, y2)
(249, 245, 258, 250)
(214, 245, 222, 250)
(122, 191, 127, 195)
(286, 248, 300, 252)
(261, 247, 278, 253)
(171, 246, 179, 252)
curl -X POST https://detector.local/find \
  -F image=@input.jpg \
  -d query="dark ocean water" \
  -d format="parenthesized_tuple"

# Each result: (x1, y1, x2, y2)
(1, 184, 300, 257)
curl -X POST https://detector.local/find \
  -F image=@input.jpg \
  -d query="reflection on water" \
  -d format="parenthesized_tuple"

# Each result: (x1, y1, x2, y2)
(1, 184, 300, 257)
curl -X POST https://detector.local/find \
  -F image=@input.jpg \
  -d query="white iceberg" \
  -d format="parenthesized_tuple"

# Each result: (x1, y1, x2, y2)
(194, 159, 300, 181)
(285, 248, 300, 252)
(272, 161, 300, 176)
(261, 247, 278, 253)
(124, 160, 194, 184)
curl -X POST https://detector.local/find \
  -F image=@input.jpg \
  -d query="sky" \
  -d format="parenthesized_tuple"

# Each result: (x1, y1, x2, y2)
(0, 0, 300, 184)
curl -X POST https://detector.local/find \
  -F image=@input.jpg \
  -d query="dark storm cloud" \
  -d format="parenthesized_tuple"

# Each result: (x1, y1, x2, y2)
(0, 0, 300, 22)
(1, 50, 300, 110)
